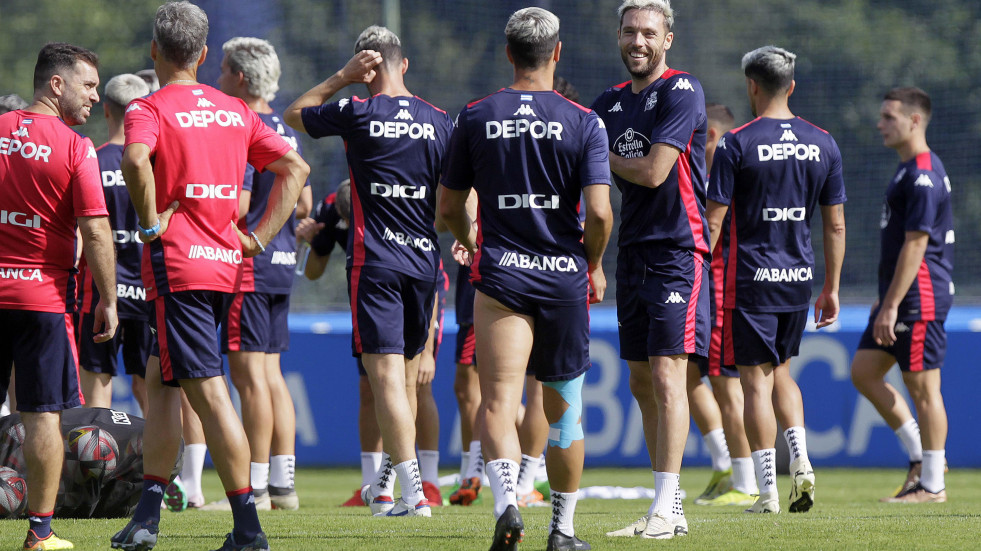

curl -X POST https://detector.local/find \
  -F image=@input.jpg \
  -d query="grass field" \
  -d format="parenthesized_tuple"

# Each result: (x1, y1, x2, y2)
(2, 467, 979, 550)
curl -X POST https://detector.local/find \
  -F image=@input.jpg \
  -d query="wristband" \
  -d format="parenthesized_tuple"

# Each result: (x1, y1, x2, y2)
(137, 221, 160, 237)
(250, 231, 266, 253)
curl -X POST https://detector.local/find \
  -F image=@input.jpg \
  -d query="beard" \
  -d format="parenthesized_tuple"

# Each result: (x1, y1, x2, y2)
(620, 45, 662, 80)
(60, 89, 90, 126)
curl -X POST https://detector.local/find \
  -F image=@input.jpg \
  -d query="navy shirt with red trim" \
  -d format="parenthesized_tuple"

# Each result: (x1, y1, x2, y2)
(79, 143, 148, 320)
(239, 111, 310, 294)
(301, 95, 453, 281)
(879, 151, 954, 321)
(442, 88, 610, 305)
(591, 69, 709, 254)
(707, 117, 846, 312)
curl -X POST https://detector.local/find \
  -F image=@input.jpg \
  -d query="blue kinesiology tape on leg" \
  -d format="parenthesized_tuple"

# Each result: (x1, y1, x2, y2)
(544, 375, 585, 449)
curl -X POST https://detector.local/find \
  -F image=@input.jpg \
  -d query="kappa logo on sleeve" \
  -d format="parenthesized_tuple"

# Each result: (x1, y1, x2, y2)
(671, 78, 694, 92)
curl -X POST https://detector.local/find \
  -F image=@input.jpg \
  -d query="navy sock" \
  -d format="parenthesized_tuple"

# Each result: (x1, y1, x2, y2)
(28, 510, 53, 539)
(132, 476, 168, 524)
(227, 487, 261, 543)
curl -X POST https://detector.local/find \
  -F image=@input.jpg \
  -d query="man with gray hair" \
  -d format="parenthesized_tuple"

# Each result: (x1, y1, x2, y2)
(111, 3, 309, 550)
(0, 93, 29, 114)
(77, 74, 152, 416)
(286, 24, 452, 518)
(441, 7, 612, 550)
(593, 0, 708, 539)
(706, 45, 846, 514)
(194, 35, 312, 512)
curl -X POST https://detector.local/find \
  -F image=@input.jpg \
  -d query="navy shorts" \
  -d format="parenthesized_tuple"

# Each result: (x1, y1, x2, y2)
(78, 315, 152, 377)
(222, 292, 290, 354)
(0, 309, 82, 412)
(723, 308, 807, 367)
(348, 265, 436, 359)
(694, 325, 739, 378)
(478, 288, 589, 383)
(616, 245, 710, 361)
(455, 324, 476, 366)
(150, 291, 230, 387)
(857, 309, 946, 372)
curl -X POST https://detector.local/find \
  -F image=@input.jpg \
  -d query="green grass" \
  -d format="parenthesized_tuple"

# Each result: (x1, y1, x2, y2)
(2, 467, 979, 550)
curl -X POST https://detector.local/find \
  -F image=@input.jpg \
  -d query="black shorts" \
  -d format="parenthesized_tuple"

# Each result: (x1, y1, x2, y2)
(0, 309, 82, 412)
(78, 316, 151, 378)
(221, 292, 290, 354)
(857, 308, 946, 372)
(347, 266, 436, 359)
(722, 308, 807, 367)
(150, 291, 231, 387)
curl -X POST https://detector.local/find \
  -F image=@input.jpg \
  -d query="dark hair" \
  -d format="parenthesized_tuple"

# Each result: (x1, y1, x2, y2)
(742, 45, 795, 95)
(553, 76, 580, 103)
(706, 103, 735, 130)
(354, 26, 403, 72)
(884, 87, 931, 120)
(33, 42, 99, 92)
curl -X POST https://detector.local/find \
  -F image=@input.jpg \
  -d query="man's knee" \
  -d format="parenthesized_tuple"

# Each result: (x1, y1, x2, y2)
(543, 376, 585, 450)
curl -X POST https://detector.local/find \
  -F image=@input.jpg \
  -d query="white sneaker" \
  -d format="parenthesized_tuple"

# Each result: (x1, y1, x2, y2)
(360, 484, 395, 515)
(198, 488, 271, 511)
(375, 497, 432, 517)
(642, 514, 675, 539)
(672, 514, 688, 536)
(788, 457, 815, 513)
(606, 515, 647, 537)
(745, 491, 780, 513)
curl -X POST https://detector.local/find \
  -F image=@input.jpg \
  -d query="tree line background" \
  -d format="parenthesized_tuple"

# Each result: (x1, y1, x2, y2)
(1, 0, 978, 310)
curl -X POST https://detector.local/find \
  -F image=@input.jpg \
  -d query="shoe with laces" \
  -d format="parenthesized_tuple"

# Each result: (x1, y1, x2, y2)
(360, 484, 395, 515)
(641, 514, 675, 540)
(269, 485, 299, 510)
(376, 497, 432, 517)
(23, 530, 74, 550)
(421, 481, 443, 506)
(745, 491, 780, 513)
(605, 515, 647, 537)
(700, 488, 756, 507)
(693, 468, 733, 505)
(489, 505, 523, 551)
(882, 461, 921, 501)
(883, 483, 947, 503)
(788, 457, 815, 513)
(449, 476, 482, 506)
(546, 529, 590, 551)
(209, 532, 270, 551)
(110, 518, 159, 551)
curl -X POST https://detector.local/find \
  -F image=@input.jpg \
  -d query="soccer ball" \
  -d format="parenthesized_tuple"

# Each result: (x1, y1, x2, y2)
(0, 466, 27, 518)
(67, 425, 119, 483)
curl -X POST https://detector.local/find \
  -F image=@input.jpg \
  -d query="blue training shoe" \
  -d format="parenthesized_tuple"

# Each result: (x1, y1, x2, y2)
(210, 532, 270, 551)
(110, 518, 159, 551)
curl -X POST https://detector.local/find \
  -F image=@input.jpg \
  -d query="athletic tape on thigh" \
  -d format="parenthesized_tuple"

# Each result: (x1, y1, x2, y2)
(544, 375, 584, 449)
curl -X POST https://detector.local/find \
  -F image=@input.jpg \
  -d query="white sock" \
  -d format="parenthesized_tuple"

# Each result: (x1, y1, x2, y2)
(731, 457, 758, 494)
(672, 485, 685, 520)
(704, 428, 732, 471)
(535, 453, 549, 482)
(180, 443, 207, 498)
(486, 458, 518, 519)
(465, 440, 484, 480)
(646, 470, 657, 515)
(921, 449, 946, 493)
(784, 426, 809, 464)
(652, 472, 679, 519)
(516, 454, 538, 496)
(361, 452, 383, 487)
(250, 462, 269, 491)
(370, 453, 396, 497)
(394, 459, 424, 505)
(269, 455, 295, 489)
(418, 449, 440, 484)
(895, 419, 923, 462)
(752, 448, 777, 495)
(549, 490, 578, 537)
(459, 448, 470, 482)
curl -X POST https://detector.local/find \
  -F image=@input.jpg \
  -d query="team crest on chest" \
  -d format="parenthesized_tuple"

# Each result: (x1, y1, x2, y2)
(644, 92, 657, 111)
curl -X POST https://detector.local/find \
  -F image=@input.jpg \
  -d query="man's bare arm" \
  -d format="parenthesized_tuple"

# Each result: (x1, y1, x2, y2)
(284, 50, 384, 133)
(873, 230, 928, 345)
(609, 142, 682, 189)
(814, 203, 846, 328)
(706, 199, 730, 253)
(439, 186, 477, 255)
(582, 184, 613, 303)
(78, 215, 118, 343)
(237, 150, 311, 257)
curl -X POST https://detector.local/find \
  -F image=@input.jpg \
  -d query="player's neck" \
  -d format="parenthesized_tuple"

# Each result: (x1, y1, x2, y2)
(107, 119, 125, 144)
(894, 137, 929, 163)
(158, 66, 199, 88)
(511, 68, 554, 92)
(244, 96, 273, 115)
(754, 96, 794, 120)
(367, 72, 411, 98)
(631, 61, 669, 94)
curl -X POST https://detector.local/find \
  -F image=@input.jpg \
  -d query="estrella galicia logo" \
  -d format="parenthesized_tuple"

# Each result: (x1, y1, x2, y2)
(613, 127, 651, 159)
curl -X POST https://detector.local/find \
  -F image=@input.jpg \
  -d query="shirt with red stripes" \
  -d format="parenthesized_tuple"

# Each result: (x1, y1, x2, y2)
(591, 69, 709, 254)
(124, 84, 292, 300)
(879, 151, 953, 321)
(708, 117, 846, 312)
(0, 110, 107, 313)
(301, 95, 453, 281)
